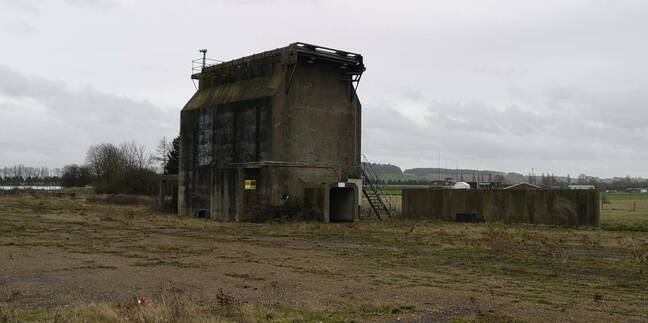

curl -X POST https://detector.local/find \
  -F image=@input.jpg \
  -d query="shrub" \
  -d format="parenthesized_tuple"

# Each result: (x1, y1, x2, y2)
(94, 168, 158, 195)
(247, 199, 314, 222)
(61, 164, 94, 188)
(87, 142, 158, 196)
(601, 195, 611, 204)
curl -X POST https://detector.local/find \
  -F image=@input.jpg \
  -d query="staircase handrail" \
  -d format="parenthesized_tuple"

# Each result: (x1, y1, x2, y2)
(361, 168, 382, 220)
(361, 167, 392, 218)
(361, 154, 390, 191)
(361, 156, 392, 212)
(361, 154, 382, 183)
(360, 154, 393, 216)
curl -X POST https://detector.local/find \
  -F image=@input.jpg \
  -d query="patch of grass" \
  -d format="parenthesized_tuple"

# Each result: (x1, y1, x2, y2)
(601, 199, 648, 232)
(223, 272, 265, 281)
(49, 265, 118, 272)
(131, 260, 200, 268)
(60, 186, 95, 195)
(87, 194, 155, 206)
(601, 222, 648, 232)
(602, 193, 648, 200)
(455, 311, 525, 323)
(0, 287, 412, 323)
(380, 187, 403, 196)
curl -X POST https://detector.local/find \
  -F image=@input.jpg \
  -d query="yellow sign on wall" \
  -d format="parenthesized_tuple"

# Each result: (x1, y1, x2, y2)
(244, 179, 256, 190)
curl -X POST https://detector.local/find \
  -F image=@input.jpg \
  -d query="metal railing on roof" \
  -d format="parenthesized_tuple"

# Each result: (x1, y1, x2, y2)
(192, 57, 223, 75)
(293, 42, 363, 63)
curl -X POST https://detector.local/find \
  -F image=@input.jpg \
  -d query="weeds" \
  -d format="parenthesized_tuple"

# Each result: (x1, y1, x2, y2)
(86, 194, 155, 207)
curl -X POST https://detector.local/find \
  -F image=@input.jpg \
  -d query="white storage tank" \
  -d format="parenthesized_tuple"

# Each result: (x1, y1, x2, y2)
(452, 182, 471, 190)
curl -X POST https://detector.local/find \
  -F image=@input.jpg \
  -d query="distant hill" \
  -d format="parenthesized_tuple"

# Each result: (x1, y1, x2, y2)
(366, 164, 563, 186)
(404, 168, 527, 184)
(361, 162, 420, 182)
(363, 161, 648, 189)
(361, 162, 402, 174)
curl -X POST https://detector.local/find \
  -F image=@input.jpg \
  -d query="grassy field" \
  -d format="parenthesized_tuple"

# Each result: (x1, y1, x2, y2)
(602, 192, 648, 200)
(372, 174, 420, 182)
(379, 187, 404, 196)
(1, 193, 647, 322)
(600, 198, 648, 232)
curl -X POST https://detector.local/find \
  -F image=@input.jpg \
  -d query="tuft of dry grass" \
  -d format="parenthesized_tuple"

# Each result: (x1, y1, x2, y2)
(86, 194, 155, 207)
(0, 286, 386, 323)
(1, 286, 249, 323)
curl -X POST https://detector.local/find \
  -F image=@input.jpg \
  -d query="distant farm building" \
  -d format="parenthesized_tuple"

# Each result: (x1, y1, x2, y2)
(623, 187, 647, 193)
(504, 182, 540, 190)
(466, 181, 502, 189)
(179, 43, 366, 222)
(568, 184, 595, 190)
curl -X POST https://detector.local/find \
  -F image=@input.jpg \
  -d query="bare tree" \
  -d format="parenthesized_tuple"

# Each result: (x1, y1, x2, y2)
(152, 137, 169, 173)
(119, 141, 153, 170)
(87, 143, 124, 180)
(86, 141, 157, 194)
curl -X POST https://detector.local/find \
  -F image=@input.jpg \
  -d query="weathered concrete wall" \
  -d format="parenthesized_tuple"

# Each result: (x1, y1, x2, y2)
(179, 43, 363, 222)
(402, 189, 599, 226)
(304, 183, 359, 222)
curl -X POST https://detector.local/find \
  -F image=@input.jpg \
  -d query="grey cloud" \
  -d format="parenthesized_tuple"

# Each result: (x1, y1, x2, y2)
(362, 85, 648, 177)
(2, 22, 37, 35)
(64, 0, 114, 10)
(0, 65, 178, 167)
(0, 0, 43, 13)
(1, 0, 648, 178)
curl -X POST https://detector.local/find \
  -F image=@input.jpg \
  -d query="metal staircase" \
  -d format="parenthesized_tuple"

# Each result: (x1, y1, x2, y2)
(361, 154, 393, 220)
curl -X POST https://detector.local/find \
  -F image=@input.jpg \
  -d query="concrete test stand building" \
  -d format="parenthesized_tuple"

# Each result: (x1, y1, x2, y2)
(179, 42, 365, 222)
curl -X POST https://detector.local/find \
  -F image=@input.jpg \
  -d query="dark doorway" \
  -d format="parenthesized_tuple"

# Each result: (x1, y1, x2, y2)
(329, 187, 355, 222)
(196, 209, 209, 219)
(455, 213, 484, 223)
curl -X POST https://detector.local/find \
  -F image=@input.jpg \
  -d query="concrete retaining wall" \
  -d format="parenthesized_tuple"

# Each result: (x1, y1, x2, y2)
(402, 189, 599, 226)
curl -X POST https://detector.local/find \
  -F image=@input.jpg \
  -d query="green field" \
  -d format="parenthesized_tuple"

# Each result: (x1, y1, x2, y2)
(602, 192, 648, 200)
(600, 199, 648, 232)
(372, 173, 420, 182)
(379, 187, 404, 195)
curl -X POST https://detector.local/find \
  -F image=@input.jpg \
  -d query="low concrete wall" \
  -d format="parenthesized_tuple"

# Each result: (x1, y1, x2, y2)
(402, 189, 599, 226)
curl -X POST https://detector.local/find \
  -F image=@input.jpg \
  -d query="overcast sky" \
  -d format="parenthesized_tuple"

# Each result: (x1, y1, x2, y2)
(1, 0, 647, 177)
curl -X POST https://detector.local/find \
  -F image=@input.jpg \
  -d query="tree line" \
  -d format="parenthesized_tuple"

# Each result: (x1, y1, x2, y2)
(1, 136, 179, 195)
(0, 166, 63, 186)
(361, 162, 402, 175)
